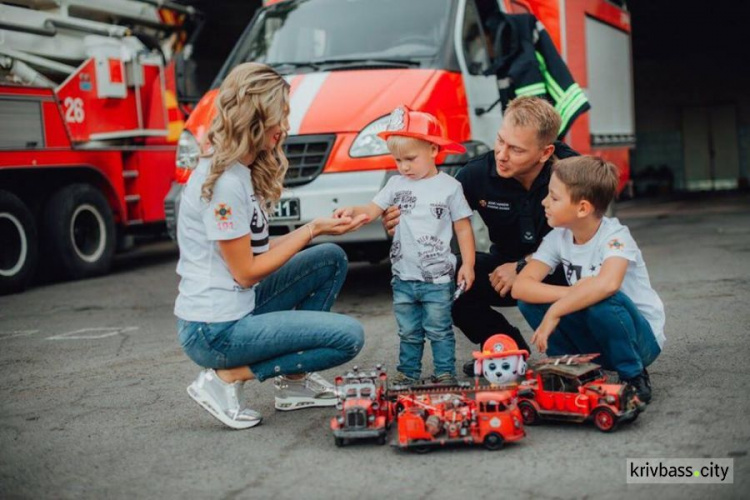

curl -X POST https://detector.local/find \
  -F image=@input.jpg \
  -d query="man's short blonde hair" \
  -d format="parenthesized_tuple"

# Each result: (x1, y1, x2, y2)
(386, 135, 436, 156)
(553, 156, 619, 217)
(504, 96, 561, 147)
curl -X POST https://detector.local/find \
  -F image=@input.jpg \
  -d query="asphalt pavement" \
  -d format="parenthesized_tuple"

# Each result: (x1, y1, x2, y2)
(1, 193, 749, 499)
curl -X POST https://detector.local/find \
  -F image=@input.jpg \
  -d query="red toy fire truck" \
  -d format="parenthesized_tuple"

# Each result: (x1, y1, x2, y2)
(393, 384, 525, 453)
(330, 365, 394, 447)
(517, 354, 645, 432)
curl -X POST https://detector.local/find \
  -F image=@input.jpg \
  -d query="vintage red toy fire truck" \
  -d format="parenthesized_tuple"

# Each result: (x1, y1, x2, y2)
(517, 354, 645, 432)
(393, 384, 525, 453)
(330, 365, 394, 447)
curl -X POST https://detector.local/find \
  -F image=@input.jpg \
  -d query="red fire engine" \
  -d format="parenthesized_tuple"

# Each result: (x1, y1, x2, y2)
(394, 384, 525, 453)
(167, 0, 635, 261)
(517, 354, 644, 432)
(0, 0, 200, 294)
(330, 365, 395, 446)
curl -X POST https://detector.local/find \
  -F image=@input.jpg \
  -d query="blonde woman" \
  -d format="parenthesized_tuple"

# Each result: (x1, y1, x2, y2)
(175, 63, 368, 429)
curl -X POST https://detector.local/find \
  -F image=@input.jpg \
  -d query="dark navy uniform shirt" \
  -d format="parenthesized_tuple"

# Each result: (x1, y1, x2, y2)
(455, 141, 578, 263)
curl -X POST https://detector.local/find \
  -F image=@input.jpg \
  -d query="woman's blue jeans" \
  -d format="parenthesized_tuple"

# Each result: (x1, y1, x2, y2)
(518, 291, 661, 379)
(177, 243, 364, 381)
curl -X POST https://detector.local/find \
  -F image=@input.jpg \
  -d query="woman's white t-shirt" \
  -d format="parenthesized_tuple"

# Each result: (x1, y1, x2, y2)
(174, 158, 269, 322)
(532, 217, 666, 348)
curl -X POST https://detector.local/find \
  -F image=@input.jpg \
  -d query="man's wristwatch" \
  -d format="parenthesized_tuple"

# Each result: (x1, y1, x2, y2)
(515, 258, 527, 274)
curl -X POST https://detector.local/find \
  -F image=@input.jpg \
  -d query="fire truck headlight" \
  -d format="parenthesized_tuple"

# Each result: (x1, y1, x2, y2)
(349, 115, 390, 158)
(337, 416, 345, 425)
(176, 130, 200, 170)
(368, 414, 375, 422)
(606, 395, 616, 404)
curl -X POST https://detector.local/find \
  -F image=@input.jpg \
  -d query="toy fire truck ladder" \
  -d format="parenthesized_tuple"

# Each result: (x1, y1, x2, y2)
(0, 0, 198, 224)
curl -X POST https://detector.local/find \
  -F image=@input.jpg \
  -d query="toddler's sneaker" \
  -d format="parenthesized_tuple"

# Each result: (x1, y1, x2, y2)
(390, 371, 418, 388)
(433, 373, 458, 386)
(274, 373, 337, 411)
(187, 369, 262, 430)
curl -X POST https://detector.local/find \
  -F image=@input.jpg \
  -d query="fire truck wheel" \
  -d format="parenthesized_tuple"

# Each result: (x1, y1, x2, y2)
(413, 445, 431, 454)
(483, 432, 504, 451)
(518, 401, 539, 425)
(593, 407, 618, 432)
(334, 437, 345, 447)
(0, 190, 38, 295)
(377, 434, 387, 446)
(42, 184, 116, 280)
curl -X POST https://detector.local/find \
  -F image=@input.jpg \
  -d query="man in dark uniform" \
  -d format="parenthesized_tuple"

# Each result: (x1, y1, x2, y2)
(384, 97, 576, 375)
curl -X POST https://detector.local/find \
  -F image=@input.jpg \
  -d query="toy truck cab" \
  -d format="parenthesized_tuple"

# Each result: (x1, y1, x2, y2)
(517, 357, 644, 432)
(474, 390, 525, 448)
(330, 366, 393, 446)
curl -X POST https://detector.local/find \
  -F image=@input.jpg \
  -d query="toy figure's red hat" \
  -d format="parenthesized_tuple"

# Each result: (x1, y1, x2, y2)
(377, 105, 466, 154)
(473, 334, 530, 361)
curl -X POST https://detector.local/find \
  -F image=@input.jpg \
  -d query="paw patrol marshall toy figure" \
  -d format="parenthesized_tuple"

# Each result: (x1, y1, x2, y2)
(472, 334, 529, 385)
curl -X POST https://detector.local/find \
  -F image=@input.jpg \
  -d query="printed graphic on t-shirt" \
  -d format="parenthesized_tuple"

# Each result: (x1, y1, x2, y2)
(417, 235, 453, 282)
(608, 238, 625, 251)
(214, 202, 235, 231)
(561, 258, 582, 284)
(250, 207, 269, 253)
(394, 190, 417, 214)
(390, 241, 403, 264)
(430, 202, 448, 219)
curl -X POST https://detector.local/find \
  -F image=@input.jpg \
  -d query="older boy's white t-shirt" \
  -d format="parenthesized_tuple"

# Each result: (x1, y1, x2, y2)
(174, 158, 269, 322)
(372, 172, 473, 284)
(532, 217, 666, 348)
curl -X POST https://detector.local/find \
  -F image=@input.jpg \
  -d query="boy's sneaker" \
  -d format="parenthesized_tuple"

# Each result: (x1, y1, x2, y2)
(187, 369, 262, 430)
(390, 371, 418, 388)
(433, 373, 458, 386)
(623, 369, 652, 404)
(274, 373, 337, 411)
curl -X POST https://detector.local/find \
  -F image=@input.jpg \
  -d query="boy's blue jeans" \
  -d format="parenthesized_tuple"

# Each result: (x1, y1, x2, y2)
(518, 291, 661, 380)
(393, 277, 456, 378)
(177, 244, 364, 381)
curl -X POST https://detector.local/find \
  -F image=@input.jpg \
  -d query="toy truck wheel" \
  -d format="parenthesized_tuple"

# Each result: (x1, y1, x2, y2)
(593, 407, 617, 432)
(483, 432, 504, 451)
(334, 437, 345, 447)
(42, 184, 115, 280)
(0, 190, 38, 295)
(377, 434, 387, 445)
(518, 401, 539, 426)
(413, 445, 431, 454)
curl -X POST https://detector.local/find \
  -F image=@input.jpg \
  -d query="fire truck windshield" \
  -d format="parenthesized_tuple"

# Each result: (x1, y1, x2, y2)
(221, 0, 453, 77)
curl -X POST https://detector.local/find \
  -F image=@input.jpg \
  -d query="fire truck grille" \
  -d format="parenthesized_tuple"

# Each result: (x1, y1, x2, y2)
(346, 408, 366, 428)
(282, 134, 335, 187)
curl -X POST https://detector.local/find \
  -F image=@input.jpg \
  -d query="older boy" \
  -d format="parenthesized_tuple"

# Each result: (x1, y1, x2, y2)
(512, 156, 664, 403)
(334, 106, 475, 386)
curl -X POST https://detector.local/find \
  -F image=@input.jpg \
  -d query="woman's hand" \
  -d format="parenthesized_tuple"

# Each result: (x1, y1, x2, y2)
(381, 205, 400, 236)
(530, 312, 560, 353)
(457, 264, 475, 292)
(311, 214, 370, 236)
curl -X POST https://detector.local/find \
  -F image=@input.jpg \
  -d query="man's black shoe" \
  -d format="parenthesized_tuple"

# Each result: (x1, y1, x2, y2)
(623, 369, 652, 404)
(462, 360, 476, 378)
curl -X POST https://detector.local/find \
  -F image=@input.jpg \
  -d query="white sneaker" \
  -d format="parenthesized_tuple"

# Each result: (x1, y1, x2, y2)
(274, 372, 337, 411)
(187, 369, 262, 429)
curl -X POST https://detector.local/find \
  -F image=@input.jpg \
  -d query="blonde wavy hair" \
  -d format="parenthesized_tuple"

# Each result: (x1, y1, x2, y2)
(201, 62, 290, 210)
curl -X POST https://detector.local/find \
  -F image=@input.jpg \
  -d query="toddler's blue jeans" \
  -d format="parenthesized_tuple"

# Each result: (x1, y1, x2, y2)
(393, 277, 456, 378)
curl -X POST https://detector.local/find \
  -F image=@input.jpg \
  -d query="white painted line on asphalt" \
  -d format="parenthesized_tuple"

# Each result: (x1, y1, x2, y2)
(47, 326, 139, 340)
(0, 330, 40, 340)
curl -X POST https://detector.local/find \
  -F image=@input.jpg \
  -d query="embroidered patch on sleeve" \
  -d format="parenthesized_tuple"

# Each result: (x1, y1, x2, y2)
(214, 203, 232, 221)
(608, 238, 624, 251)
